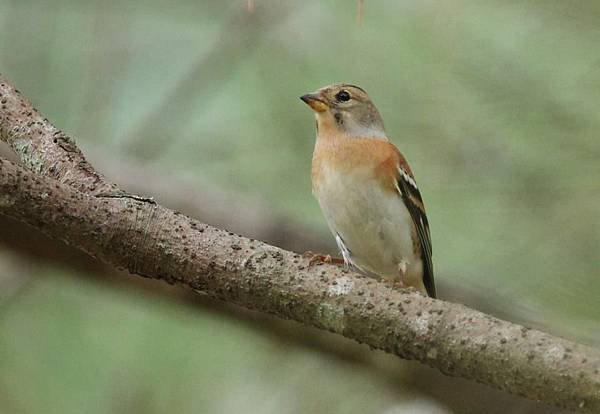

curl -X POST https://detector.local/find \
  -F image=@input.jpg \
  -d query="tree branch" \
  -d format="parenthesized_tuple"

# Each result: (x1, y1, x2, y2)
(0, 74, 599, 413)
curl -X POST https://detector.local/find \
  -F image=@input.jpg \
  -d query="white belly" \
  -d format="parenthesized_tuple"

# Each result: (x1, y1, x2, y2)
(314, 167, 422, 284)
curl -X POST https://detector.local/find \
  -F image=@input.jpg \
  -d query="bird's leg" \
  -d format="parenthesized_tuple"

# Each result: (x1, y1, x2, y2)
(303, 251, 345, 267)
(389, 260, 423, 294)
(388, 259, 409, 289)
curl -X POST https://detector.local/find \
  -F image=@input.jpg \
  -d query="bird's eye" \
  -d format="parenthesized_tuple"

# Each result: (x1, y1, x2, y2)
(336, 90, 351, 102)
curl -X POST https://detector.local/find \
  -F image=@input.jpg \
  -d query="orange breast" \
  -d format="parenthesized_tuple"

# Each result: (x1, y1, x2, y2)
(312, 134, 405, 195)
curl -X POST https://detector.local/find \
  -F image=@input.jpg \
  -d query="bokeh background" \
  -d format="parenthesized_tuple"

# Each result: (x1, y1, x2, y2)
(0, 1, 598, 413)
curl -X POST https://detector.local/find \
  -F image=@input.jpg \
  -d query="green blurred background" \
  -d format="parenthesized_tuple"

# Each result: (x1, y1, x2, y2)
(0, 1, 598, 413)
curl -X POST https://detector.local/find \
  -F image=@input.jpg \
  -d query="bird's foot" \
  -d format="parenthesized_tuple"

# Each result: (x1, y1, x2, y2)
(303, 251, 345, 267)
(387, 260, 409, 290)
(388, 279, 405, 290)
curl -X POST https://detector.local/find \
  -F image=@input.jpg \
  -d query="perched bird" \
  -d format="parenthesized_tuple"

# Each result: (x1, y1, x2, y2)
(300, 84, 436, 298)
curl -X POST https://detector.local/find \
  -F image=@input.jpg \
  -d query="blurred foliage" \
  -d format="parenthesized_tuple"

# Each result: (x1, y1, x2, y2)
(0, 0, 599, 412)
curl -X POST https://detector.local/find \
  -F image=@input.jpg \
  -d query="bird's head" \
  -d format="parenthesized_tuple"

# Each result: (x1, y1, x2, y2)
(300, 84, 386, 139)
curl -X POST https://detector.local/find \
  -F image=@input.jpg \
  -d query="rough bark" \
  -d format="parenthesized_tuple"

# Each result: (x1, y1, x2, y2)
(1, 74, 599, 413)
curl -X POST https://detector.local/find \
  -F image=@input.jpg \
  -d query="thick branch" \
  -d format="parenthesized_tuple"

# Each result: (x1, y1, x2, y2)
(0, 159, 598, 412)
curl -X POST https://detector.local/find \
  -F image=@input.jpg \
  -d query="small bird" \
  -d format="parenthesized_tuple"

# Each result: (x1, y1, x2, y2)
(300, 84, 436, 298)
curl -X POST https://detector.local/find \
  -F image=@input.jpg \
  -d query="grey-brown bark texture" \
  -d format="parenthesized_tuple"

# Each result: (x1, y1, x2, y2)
(1, 74, 599, 413)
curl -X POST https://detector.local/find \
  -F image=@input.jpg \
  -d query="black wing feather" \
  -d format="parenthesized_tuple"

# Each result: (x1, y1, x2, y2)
(397, 175, 436, 298)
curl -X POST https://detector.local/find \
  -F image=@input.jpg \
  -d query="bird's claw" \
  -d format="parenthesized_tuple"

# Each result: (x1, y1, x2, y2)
(303, 251, 344, 267)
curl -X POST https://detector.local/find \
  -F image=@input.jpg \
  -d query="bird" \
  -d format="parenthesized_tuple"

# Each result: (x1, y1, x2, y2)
(300, 84, 436, 298)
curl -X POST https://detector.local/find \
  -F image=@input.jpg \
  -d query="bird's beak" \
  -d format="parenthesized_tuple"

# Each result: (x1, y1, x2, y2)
(300, 93, 328, 113)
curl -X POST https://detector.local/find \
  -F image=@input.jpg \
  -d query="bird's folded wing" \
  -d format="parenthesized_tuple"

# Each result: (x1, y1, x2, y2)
(395, 162, 436, 298)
